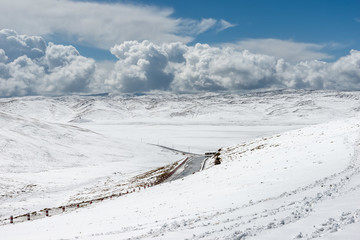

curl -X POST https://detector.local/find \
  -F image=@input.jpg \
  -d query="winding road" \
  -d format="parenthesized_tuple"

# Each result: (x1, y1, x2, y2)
(166, 155, 206, 182)
(1, 144, 211, 225)
(148, 143, 210, 182)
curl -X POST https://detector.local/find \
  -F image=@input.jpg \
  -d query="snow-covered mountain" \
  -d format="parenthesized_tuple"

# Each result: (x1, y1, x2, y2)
(0, 90, 359, 239)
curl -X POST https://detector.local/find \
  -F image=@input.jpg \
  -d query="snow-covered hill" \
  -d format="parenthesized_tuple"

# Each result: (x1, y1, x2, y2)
(1, 106, 359, 239)
(0, 90, 359, 239)
(2, 90, 360, 153)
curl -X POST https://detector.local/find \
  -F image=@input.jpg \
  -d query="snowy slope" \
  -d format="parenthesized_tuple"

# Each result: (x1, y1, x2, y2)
(0, 90, 359, 239)
(0, 114, 359, 239)
(0, 108, 181, 218)
(2, 90, 359, 153)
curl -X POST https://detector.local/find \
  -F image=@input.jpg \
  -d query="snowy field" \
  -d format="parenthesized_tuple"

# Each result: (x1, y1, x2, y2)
(0, 90, 360, 239)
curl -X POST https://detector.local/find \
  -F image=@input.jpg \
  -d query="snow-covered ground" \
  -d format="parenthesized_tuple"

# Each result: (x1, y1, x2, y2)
(0, 90, 360, 239)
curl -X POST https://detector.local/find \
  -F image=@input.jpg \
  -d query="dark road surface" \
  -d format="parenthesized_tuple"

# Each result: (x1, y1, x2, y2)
(167, 155, 206, 182)
(1, 144, 209, 226)
(149, 143, 208, 182)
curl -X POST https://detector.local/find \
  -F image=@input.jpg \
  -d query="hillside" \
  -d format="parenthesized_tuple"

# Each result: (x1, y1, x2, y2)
(0, 113, 359, 239)
(0, 90, 359, 239)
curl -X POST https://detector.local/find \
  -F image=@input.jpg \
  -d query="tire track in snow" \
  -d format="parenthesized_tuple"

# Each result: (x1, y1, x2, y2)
(125, 132, 360, 240)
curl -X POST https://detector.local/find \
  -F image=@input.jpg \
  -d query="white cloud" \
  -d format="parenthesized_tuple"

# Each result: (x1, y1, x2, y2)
(105, 41, 285, 93)
(223, 39, 332, 63)
(178, 18, 217, 35)
(1, 29, 360, 97)
(217, 19, 237, 32)
(0, 29, 46, 62)
(178, 18, 236, 36)
(0, 49, 8, 63)
(43, 43, 95, 94)
(326, 50, 360, 89)
(195, 18, 218, 34)
(105, 41, 360, 93)
(0, 0, 232, 50)
(274, 50, 360, 90)
(107, 40, 175, 92)
(171, 44, 283, 92)
(0, 30, 95, 97)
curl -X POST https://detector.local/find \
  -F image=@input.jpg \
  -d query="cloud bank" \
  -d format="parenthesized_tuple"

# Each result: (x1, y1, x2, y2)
(1, 29, 360, 97)
(108, 41, 360, 93)
(0, 29, 95, 97)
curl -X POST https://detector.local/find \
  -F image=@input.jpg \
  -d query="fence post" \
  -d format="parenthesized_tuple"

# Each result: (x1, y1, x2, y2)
(10, 216, 13, 224)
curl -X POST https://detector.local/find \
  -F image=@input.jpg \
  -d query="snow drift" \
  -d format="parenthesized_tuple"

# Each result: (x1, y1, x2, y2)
(0, 90, 359, 239)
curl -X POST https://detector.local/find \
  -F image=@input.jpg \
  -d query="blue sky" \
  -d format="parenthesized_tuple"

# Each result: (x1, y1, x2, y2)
(1, 0, 359, 62)
(68, 0, 360, 61)
(1, 0, 360, 96)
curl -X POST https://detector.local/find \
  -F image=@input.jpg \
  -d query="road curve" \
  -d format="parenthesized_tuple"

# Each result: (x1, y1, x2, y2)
(166, 155, 206, 182)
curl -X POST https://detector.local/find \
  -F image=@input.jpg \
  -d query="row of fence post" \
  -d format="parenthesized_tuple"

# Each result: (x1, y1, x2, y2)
(7, 181, 159, 224)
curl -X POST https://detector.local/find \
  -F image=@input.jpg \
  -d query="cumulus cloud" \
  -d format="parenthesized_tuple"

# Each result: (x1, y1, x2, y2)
(106, 41, 284, 92)
(223, 39, 332, 63)
(0, 29, 46, 62)
(0, 49, 7, 63)
(107, 41, 176, 92)
(1, 29, 360, 97)
(0, 29, 95, 97)
(105, 40, 360, 93)
(171, 44, 282, 91)
(0, 0, 233, 50)
(43, 43, 95, 94)
(323, 50, 360, 89)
